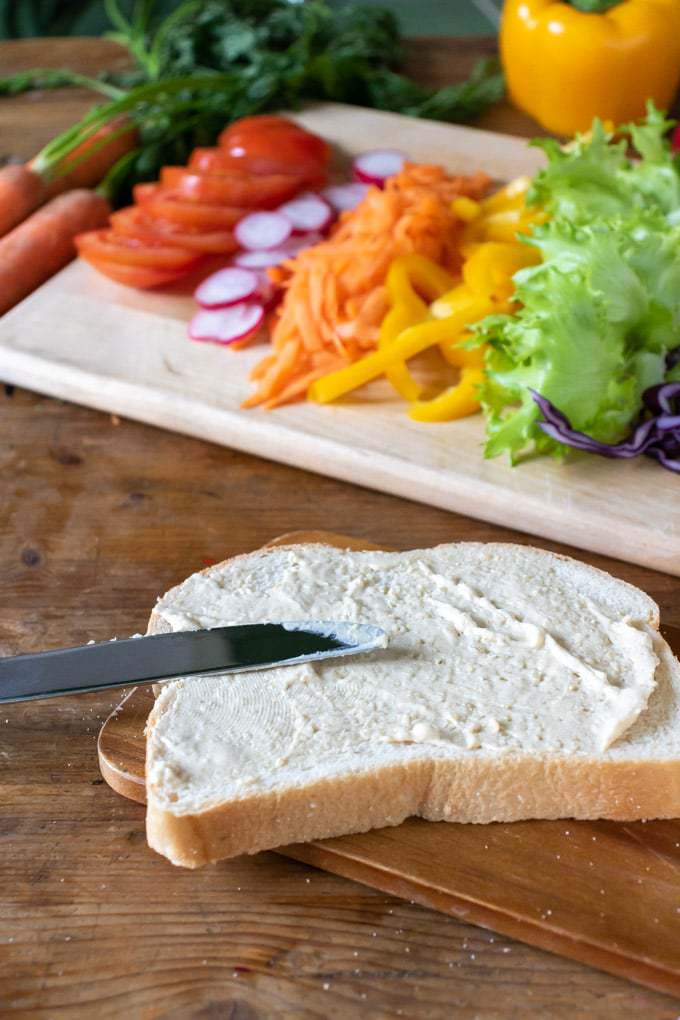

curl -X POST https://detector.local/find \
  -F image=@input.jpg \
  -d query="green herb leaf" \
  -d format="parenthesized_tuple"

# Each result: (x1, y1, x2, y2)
(0, 68, 123, 98)
(7, 0, 505, 204)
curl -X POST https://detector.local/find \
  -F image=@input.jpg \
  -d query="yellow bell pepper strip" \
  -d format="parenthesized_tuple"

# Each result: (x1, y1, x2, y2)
(476, 208, 545, 244)
(379, 302, 426, 401)
(380, 255, 456, 401)
(451, 196, 481, 223)
(431, 283, 478, 321)
(408, 366, 485, 422)
(386, 254, 455, 305)
(479, 176, 530, 216)
(500, 0, 680, 136)
(309, 299, 492, 404)
(410, 332, 486, 422)
(463, 242, 541, 302)
(438, 332, 485, 370)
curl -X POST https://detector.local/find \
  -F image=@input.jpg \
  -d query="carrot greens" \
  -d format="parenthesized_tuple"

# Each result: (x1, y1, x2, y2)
(0, 1, 503, 205)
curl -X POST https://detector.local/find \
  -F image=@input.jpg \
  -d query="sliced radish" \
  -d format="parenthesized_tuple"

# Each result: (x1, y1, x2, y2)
(322, 183, 370, 212)
(233, 248, 290, 270)
(234, 210, 292, 251)
(233, 232, 324, 270)
(189, 303, 264, 346)
(353, 149, 405, 187)
(277, 192, 333, 234)
(194, 267, 260, 310)
(282, 231, 324, 253)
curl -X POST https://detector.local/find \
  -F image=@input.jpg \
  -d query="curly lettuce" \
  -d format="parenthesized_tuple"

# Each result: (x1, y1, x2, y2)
(477, 104, 680, 463)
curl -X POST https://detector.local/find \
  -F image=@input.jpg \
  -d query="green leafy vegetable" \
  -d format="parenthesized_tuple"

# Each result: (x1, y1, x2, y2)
(0, 68, 123, 98)
(0, 0, 503, 204)
(475, 104, 680, 463)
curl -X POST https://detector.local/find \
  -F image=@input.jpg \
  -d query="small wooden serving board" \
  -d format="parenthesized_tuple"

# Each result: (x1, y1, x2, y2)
(0, 103, 678, 575)
(99, 531, 680, 999)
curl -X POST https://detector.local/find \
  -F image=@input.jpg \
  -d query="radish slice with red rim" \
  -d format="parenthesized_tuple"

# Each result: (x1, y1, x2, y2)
(189, 303, 264, 345)
(234, 248, 289, 269)
(322, 183, 370, 212)
(233, 232, 324, 269)
(194, 267, 260, 310)
(234, 211, 292, 251)
(352, 150, 405, 187)
(277, 192, 333, 233)
(282, 231, 324, 253)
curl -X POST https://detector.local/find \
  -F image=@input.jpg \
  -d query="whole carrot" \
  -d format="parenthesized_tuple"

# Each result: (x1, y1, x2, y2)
(0, 164, 45, 237)
(32, 117, 138, 200)
(0, 118, 137, 241)
(0, 189, 110, 315)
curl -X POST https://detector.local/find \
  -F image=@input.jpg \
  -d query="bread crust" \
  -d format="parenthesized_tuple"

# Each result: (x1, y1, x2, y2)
(144, 540, 673, 868)
(146, 737, 680, 868)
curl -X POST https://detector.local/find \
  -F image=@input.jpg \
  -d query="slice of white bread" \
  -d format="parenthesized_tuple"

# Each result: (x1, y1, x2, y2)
(144, 541, 680, 868)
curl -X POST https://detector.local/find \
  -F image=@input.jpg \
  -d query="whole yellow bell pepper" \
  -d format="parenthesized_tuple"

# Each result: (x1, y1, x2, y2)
(500, 0, 680, 136)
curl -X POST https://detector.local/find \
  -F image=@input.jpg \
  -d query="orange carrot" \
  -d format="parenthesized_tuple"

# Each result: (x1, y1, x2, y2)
(33, 117, 137, 200)
(0, 164, 45, 238)
(0, 189, 111, 315)
(245, 163, 491, 408)
(0, 118, 137, 242)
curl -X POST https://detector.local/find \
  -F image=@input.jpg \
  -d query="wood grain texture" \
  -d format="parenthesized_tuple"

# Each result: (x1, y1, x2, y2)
(2, 37, 680, 1020)
(98, 531, 680, 1000)
(0, 104, 678, 576)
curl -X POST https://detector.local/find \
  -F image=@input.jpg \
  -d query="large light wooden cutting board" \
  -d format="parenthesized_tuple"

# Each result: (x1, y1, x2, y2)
(0, 103, 678, 575)
(99, 531, 680, 999)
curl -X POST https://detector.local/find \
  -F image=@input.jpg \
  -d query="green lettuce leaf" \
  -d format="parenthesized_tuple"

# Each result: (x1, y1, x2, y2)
(477, 105, 680, 463)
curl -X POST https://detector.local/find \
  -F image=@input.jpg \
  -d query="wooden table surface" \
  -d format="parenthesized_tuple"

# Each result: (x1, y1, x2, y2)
(1, 37, 679, 1020)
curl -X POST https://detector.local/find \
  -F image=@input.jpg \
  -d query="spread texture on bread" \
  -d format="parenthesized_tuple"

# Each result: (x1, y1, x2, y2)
(144, 542, 680, 867)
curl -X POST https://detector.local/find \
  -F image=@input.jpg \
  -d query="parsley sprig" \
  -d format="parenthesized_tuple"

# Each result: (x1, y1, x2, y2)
(1, 0, 504, 204)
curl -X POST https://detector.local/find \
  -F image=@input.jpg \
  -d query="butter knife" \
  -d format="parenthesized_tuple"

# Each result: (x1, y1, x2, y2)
(0, 621, 387, 704)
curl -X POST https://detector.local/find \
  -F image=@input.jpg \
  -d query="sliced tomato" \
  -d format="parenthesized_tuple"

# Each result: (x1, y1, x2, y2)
(218, 131, 328, 181)
(79, 251, 189, 289)
(218, 115, 302, 144)
(75, 228, 201, 269)
(160, 167, 185, 190)
(189, 147, 248, 175)
(133, 182, 160, 204)
(166, 168, 304, 208)
(110, 206, 238, 255)
(110, 206, 168, 241)
(138, 189, 249, 231)
(188, 146, 325, 189)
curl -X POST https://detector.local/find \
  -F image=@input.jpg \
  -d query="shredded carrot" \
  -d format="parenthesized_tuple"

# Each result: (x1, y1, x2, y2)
(242, 163, 490, 408)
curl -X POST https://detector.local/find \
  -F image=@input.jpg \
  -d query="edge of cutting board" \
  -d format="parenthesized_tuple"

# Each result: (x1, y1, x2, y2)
(98, 530, 680, 1000)
(1, 103, 678, 578)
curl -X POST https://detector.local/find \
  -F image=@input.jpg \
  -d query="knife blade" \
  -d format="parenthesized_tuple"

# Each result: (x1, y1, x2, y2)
(0, 621, 387, 704)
